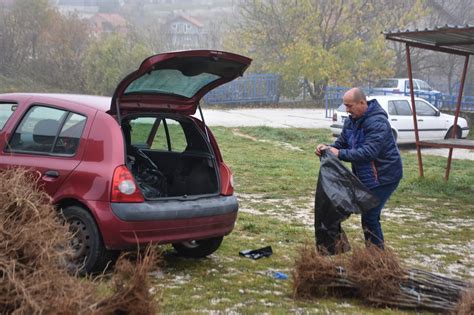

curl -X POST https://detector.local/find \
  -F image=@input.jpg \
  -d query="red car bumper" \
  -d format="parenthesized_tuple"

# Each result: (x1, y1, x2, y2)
(87, 196, 238, 250)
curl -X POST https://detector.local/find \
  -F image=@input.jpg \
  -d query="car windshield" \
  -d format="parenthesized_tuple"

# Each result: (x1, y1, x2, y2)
(124, 69, 220, 99)
(374, 79, 398, 88)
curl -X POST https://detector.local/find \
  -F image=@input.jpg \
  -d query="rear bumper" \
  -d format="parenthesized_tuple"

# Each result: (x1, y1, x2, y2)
(111, 195, 238, 221)
(89, 195, 238, 250)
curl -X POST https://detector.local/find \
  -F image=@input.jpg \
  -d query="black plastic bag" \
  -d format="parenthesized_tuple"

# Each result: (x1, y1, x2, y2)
(127, 145, 168, 198)
(239, 246, 273, 260)
(314, 150, 379, 255)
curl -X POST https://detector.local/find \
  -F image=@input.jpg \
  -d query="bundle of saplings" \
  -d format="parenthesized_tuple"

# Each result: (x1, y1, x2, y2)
(292, 242, 473, 314)
(0, 169, 160, 314)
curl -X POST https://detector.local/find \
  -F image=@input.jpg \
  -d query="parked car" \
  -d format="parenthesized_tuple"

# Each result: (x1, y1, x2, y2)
(0, 50, 251, 273)
(372, 78, 441, 96)
(330, 95, 469, 144)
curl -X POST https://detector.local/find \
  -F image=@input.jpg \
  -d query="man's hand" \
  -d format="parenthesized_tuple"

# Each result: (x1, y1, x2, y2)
(315, 144, 328, 157)
(315, 144, 339, 157)
(328, 147, 339, 157)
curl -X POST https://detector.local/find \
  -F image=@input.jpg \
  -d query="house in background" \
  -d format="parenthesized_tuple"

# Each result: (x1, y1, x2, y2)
(53, 0, 100, 19)
(166, 13, 208, 50)
(90, 13, 128, 36)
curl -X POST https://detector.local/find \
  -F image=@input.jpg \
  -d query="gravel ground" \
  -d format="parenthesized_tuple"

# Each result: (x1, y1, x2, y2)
(196, 108, 474, 160)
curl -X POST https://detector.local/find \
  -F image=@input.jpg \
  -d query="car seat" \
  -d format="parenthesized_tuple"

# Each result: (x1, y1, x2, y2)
(32, 119, 60, 152)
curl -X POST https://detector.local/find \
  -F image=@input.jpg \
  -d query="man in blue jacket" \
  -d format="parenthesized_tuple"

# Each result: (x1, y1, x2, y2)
(316, 87, 403, 248)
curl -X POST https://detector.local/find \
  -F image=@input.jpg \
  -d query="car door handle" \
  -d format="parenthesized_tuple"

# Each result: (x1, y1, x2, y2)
(44, 170, 60, 178)
(417, 119, 424, 122)
(391, 119, 398, 121)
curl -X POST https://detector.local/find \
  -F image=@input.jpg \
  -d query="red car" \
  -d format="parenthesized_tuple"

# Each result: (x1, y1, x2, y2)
(0, 50, 251, 273)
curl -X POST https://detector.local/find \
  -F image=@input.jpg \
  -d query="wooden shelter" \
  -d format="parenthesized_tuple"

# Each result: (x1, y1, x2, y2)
(384, 25, 474, 180)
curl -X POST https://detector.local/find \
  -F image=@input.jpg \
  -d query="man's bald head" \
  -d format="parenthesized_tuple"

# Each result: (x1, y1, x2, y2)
(343, 87, 368, 119)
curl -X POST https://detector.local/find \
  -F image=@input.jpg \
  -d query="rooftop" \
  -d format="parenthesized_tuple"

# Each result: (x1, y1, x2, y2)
(384, 25, 474, 55)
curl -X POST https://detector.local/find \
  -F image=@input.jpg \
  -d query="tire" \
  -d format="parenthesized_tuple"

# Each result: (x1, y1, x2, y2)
(61, 206, 117, 275)
(172, 236, 223, 258)
(445, 126, 462, 139)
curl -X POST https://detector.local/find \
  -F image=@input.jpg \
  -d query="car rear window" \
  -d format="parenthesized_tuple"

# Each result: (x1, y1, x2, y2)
(124, 69, 220, 99)
(374, 79, 398, 88)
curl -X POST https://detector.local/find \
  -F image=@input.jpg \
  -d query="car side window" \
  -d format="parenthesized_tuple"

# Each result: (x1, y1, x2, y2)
(0, 103, 16, 130)
(418, 80, 432, 91)
(129, 117, 156, 148)
(387, 101, 397, 115)
(53, 113, 86, 155)
(391, 100, 412, 116)
(415, 100, 437, 116)
(8, 105, 86, 155)
(151, 118, 187, 153)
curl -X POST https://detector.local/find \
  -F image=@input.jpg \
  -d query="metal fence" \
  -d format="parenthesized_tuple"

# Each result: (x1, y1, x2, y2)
(324, 86, 474, 118)
(203, 74, 279, 105)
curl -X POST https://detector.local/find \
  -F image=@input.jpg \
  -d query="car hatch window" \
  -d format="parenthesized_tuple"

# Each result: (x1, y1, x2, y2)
(0, 103, 17, 130)
(8, 106, 69, 154)
(415, 100, 437, 116)
(392, 100, 412, 116)
(124, 69, 219, 99)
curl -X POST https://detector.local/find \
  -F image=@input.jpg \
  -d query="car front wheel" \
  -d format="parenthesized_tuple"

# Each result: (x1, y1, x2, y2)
(172, 236, 223, 258)
(61, 205, 117, 275)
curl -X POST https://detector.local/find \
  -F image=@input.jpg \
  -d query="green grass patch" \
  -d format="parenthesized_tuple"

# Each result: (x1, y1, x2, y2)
(153, 126, 472, 313)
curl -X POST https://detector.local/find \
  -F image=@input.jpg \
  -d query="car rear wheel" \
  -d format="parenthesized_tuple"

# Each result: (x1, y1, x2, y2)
(445, 126, 462, 139)
(62, 205, 117, 275)
(172, 236, 223, 258)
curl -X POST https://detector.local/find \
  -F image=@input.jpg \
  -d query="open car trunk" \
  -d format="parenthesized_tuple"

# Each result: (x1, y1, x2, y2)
(122, 114, 219, 200)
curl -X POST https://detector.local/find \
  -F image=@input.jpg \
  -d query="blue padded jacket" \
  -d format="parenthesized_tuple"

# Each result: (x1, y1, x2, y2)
(331, 99, 403, 189)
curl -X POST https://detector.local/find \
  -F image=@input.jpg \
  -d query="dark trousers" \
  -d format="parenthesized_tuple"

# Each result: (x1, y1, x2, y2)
(361, 181, 399, 248)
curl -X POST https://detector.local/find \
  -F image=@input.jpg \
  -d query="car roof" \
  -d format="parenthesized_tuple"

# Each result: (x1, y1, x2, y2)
(0, 93, 111, 112)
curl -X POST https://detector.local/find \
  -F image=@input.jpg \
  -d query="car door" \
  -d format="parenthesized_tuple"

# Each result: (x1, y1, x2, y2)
(387, 100, 414, 142)
(0, 103, 88, 197)
(414, 99, 445, 140)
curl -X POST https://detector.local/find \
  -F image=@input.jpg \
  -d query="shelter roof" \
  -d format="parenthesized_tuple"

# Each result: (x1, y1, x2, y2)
(384, 25, 474, 55)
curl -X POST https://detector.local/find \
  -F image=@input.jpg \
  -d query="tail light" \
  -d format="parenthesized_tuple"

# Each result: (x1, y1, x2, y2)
(332, 112, 337, 122)
(111, 165, 144, 203)
(219, 164, 234, 196)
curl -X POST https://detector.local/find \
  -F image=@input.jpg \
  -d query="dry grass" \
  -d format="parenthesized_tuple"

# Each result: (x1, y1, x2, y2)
(291, 242, 355, 299)
(95, 246, 160, 314)
(292, 241, 472, 313)
(348, 245, 405, 301)
(454, 284, 474, 315)
(0, 168, 160, 314)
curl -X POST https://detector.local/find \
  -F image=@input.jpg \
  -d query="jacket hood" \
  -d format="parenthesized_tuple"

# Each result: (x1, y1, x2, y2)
(359, 99, 387, 122)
